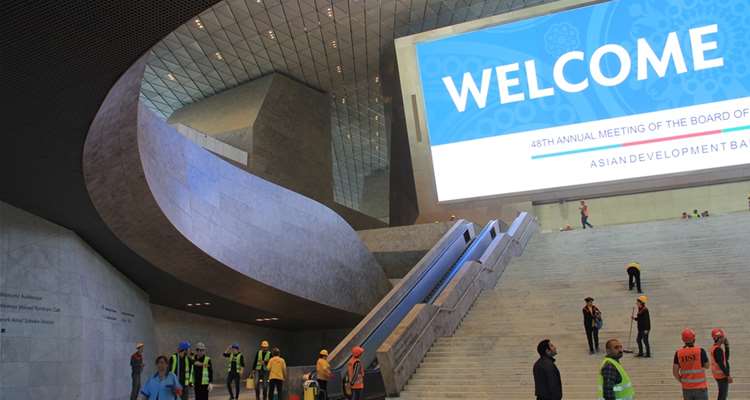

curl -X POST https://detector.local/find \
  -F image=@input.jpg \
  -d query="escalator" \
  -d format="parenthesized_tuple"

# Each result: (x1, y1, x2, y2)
(322, 216, 522, 399)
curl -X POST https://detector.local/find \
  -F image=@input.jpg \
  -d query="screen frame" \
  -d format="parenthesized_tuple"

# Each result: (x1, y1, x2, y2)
(395, 0, 750, 206)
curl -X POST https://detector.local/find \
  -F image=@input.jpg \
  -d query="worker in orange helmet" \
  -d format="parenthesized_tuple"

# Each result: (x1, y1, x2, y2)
(710, 328, 732, 400)
(346, 346, 365, 400)
(673, 328, 710, 400)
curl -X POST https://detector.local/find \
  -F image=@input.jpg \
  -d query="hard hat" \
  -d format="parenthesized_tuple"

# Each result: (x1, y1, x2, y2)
(351, 346, 365, 358)
(637, 295, 648, 304)
(231, 343, 240, 349)
(195, 342, 206, 350)
(178, 341, 191, 351)
(261, 340, 269, 347)
(711, 328, 725, 340)
(626, 262, 640, 269)
(136, 342, 145, 349)
(681, 328, 696, 343)
(319, 349, 328, 356)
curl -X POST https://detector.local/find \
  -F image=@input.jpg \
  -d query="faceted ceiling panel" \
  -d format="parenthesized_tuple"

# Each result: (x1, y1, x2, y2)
(140, 0, 550, 212)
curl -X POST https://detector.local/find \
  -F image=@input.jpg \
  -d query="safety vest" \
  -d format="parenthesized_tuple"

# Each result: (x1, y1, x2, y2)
(227, 352, 244, 374)
(190, 356, 211, 385)
(709, 344, 727, 380)
(255, 350, 270, 371)
(597, 357, 635, 400)
(347, 358, 364, 390)
(170, 353, 192, 383)
(677, 346, 708, 389)
(626, 262, 640, 271)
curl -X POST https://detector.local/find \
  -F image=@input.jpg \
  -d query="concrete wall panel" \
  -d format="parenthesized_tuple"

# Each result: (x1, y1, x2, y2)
(0, 200, 156, 400)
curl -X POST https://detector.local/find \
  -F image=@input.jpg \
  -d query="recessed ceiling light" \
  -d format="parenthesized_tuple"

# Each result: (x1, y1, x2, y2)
(341, 97, 346, 104)
(326, 7, 334, 18)
(336, 65, 342, 73)
(214, 52, 223, 60)
(194, 18, 204, 29)
(270, 317, 279, 321)
(167, 73, 176, 81)
(187, 303, 193, 307)
(255, 318, 264, 321)
(330, 40, 337, 48)
(375, 76, 380, 83)
(375, 131, 379, 137)
(203, 302, 211, 306)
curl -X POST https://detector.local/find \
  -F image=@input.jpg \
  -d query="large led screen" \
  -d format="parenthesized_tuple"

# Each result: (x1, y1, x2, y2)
(416, 0, 750, 201)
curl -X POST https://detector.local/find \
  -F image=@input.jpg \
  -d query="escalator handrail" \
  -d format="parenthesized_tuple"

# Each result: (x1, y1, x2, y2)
(329, 221, 474, 371)
(424, 220, 498, 304)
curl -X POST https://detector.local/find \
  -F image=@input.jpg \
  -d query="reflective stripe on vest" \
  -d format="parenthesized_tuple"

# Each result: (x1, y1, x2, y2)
(170, 354, 191, 382)
(190, 356, 211, 385)
(597, 357, 635, 400)
(256, 350, 270, 370)
(227, 353, 244, 374)
(677, 347, 708, 389)
(710, 344, 727, 380)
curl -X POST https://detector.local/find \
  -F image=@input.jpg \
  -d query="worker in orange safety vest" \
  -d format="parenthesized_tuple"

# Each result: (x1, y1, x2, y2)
(346, 346, 365, 400)
(673, 328, 709, 400)
(710, 328, 732, 400)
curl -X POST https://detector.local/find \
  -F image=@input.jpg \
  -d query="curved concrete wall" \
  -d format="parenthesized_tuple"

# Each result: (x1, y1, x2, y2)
(83, 57, 390, 325)
(0, 200, 156, 400)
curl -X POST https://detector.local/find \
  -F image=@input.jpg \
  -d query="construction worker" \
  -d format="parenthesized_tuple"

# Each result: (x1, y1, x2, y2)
(632, 296, 651, 358)
(626, 262, 643, 293)
(267, 347, 287, 400)
(191, 342, 213, 400)
(533, 339, 562, 400)
(316, 349, 332, 400)
(170, 341, 193, 400)
(710, 328, 732, 400)
(598, 339, 635, 400)
(130, 342, 145, 400)
(347, 346, 365, 400)
(673, 328, 709, 400)
(253, 340, 272, 400)
(223, 343, 245, 400)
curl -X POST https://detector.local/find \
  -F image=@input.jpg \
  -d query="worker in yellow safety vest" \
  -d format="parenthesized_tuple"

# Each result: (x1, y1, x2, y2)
(626, 262, 643, 294)
(169, 341, 192, 400)
(597, 338, 635, 400)
(673, 329, 709, 400)
(223, 343, 244, 400)
(252, 340, 272, 400)
(190, 342, 213, 400)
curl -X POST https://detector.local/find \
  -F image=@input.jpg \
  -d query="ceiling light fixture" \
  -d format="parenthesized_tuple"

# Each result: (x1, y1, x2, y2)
(375, 76, 380, 83)
(203, 302, 211, 306)
(187, 303, 193, 307)
(330, 40, 337, 48)
(341, 97, 346, 104)
(326, 7, 334, 18)
(194, 18, 204, 29)
(267, 30, 276, 40)
(214, 52, 223, 60)
(336, 65, 342, 73)
(167, 73, 176, 81)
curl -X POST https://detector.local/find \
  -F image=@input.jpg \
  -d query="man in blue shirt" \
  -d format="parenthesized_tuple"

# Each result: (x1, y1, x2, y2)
(139, 355, 183, 400)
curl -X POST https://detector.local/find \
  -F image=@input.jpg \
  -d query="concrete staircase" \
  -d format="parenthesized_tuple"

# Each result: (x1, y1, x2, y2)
(399, 213, 750, 399)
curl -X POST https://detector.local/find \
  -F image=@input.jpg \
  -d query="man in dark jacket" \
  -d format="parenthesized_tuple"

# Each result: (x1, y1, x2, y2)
(533, 339, 562, 400)
(633, 296, 651, 357)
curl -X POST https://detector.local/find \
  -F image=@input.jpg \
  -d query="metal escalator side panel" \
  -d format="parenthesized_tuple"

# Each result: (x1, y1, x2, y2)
(327, 219, 474, 370)
(424, 220, 499, 304)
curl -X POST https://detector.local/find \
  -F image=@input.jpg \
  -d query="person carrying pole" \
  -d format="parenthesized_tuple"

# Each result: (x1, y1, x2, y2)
(632, 296, 651, 358)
